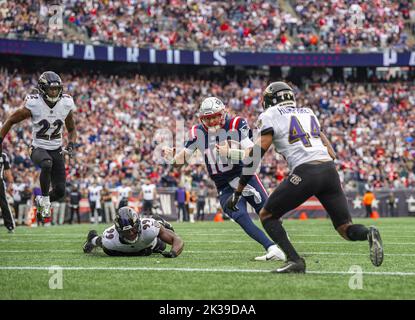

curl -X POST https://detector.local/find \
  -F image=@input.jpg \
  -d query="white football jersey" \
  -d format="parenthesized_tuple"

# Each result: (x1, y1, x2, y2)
(102, 218, 161, 253)
(24, 93, 76, 150)
(142, 184, 155, 200)
(257, 106, 331, 172)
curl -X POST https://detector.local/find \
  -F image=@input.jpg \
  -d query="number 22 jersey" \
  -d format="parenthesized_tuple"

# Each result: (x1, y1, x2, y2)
(24, 93, 76, 150)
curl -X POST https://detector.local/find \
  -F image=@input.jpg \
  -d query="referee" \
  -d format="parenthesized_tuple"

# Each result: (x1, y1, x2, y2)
(0, 151, 15, 233)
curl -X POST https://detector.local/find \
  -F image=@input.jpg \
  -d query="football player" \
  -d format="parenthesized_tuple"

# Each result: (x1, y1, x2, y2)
(163, 97, 285, 262)
(225, 82, 384, 273)
(83, 206, 184, 258)
(0, 71, 77, 221)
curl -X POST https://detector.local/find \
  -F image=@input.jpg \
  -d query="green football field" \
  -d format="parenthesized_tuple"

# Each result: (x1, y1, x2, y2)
(0, 217, 414, 300)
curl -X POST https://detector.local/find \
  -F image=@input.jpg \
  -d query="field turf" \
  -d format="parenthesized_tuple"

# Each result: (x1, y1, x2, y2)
(0, 217, 414, 300)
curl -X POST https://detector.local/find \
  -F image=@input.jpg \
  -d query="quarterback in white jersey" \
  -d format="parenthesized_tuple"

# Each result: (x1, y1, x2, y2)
(0, 71, 77, 221)
(225, 81, 383, 273)
(83, 207, 184, 258)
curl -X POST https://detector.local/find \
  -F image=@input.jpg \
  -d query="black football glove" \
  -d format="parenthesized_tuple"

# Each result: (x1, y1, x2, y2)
(161, 250, 178, 258)
(66, 142, 75, 158)
(226, 191, 242, 212)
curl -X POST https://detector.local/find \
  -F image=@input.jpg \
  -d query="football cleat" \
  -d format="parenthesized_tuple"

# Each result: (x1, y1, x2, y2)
(368, 226, 383, 267)
(7, 227, 15, 234)
(35, 196, 51, 219)
(271, 258, 306, 274)
(83, 230, 98, 254)
(255, 245, 286, 261)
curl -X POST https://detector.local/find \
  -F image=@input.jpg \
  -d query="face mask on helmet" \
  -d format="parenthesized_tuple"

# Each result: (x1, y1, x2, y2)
(199, 111, 226, 131)
(38, 72, 63, 105)
(199, 97, 226, 131)
(119, 226, 139, 244)
(44, 83, 63, 103)
(114, 207, 141, 244)
(262, 82, 296, 109)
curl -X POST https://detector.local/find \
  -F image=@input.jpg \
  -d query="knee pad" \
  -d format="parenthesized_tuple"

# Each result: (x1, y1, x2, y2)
(40, 159, 53, 170)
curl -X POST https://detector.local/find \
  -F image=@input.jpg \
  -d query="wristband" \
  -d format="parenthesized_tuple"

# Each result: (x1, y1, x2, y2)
(228, 148, 245, 161)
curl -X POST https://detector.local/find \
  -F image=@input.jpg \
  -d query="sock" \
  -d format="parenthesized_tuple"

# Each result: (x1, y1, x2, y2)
(43, 196, 50, 205)
(346, 224, 369, 241)
(262, 217, 301, 261)
(91, 236, 102, 247)
(40, 168, 51, 197)
(234, 214, 274, 250)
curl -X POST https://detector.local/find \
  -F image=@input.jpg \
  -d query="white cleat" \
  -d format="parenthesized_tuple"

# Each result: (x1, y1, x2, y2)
(254, 245, 286, 262)
(35, 196, 51, 219)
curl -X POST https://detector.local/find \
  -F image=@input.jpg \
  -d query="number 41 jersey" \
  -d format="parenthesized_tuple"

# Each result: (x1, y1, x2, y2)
(257, 106, 331, 172)
(24, 93, 76, 150)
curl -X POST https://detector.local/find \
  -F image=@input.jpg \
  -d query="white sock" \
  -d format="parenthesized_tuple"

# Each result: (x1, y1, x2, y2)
(91, 236, 99, 246)
(41, 196, 50, 205)
(267, 244, 278, 253)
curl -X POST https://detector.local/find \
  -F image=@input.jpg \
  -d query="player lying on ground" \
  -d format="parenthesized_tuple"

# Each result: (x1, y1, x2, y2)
(224, 81, 383, 273)
(83, 206, 184, 258)
(163, 96, 285, 262)
(0, 71, 77, 221)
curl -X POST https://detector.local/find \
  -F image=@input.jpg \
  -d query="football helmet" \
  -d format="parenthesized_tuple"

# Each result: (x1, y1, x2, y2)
(262, 82, 296, 109)
(198, 97, 226, 131)
(37, 71, 63, 105)
(114, 207, 141, 244)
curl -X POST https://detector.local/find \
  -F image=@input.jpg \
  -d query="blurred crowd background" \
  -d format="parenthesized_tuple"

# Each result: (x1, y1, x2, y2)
(1, 67, 414, 216)
(0, 0, 414, 224)
(0, 0, 414, 52)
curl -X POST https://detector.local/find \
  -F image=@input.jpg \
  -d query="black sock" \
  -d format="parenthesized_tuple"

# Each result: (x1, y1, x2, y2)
(40, 168, 51, 197)
(346, 224, 369, 241)
(262, 217, 301, 261)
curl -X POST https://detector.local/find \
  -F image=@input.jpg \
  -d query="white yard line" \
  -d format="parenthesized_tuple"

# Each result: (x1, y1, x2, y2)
(1, 239, 414, 245)
(7, 233, 415, 239)
(0, 265, 414, 276)
(1, 249, 415, 257)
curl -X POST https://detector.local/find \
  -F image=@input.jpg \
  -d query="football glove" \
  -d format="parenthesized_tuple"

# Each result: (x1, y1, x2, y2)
(161, 250, 178, 258)
(226, 191, 242, 212)
(66, 142, 75, 158)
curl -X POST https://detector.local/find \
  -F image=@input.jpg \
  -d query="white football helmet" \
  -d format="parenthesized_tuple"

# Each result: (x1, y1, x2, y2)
(198, 97, 226, 131)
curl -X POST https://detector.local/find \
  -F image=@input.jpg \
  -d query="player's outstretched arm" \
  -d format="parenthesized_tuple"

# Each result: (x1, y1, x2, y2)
(320, 132, 336, 160)
(158, 225, 184, 258)
(162, 146, 193, 169)
(0, 108, 32, 151)
(65, 111, 77, 157)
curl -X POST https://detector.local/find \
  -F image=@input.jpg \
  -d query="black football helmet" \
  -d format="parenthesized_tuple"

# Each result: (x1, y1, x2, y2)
(114, 207, 141, 244)
(37, 71, 63, 105)
(262, 81, 296, 109)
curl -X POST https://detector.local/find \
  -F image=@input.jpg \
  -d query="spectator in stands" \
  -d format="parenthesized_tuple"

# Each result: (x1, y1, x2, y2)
(175, 184, 188, 222)
(363, 188, 376, 218)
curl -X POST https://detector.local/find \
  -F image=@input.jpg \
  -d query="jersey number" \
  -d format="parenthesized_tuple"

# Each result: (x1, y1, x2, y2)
(205, 148, 233, 175)
(36, 119, 64, 140)
(288, 116, 320, 147)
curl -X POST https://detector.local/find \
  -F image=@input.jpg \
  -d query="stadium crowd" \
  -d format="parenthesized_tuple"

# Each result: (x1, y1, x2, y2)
(0, 0, 414, 52)
(1, 68, 414, 208)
